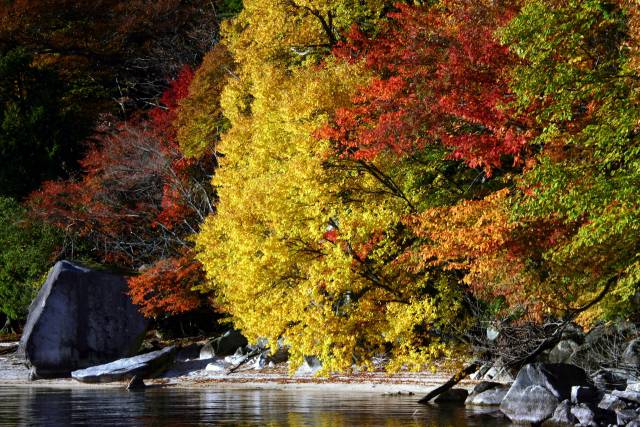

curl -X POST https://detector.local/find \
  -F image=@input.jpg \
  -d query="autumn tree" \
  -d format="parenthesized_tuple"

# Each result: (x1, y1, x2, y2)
(195, 1, 478, 373)
(324, 1, 527, 173)
(495, 0, 640, 323)
(29, 68, 217, 319)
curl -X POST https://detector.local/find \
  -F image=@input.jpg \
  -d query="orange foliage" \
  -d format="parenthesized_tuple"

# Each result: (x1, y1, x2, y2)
(128, 255, 204, 318)
(407, 189, 575, 316)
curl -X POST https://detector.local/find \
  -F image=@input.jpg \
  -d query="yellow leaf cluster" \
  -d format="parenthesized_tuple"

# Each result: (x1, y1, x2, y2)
(194, 1, 465, 372)
(176, 45, 235, 158)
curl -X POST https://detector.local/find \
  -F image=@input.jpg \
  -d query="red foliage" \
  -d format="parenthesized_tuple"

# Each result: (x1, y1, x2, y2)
(149, 65, 195, 135)
(320, 1, 531, 174)
(28, 66, 215, 317)
(128, 255, 204, 318)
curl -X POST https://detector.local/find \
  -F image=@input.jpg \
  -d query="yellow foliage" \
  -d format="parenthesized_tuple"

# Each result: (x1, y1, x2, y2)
(223, 0, 386, 68)
(194, 1, 464, 373)
(176, 45, 235, 158)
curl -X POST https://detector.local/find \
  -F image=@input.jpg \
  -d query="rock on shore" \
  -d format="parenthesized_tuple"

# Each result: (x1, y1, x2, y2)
(20, 261, 148, 379)
(72, 346, 176, 383)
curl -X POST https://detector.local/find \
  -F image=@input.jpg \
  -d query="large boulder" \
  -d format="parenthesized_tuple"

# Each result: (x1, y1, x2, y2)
(501, 384, 559, 424)
(542, 400, 576, 426)
(500, 363, 591, 424)
(72, 346, 176, 383)
(19, 261, 148, 378)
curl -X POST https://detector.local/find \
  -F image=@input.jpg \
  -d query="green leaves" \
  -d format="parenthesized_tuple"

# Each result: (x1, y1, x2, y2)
(501, 0, 640, 320)
(0, 197, 61, 321)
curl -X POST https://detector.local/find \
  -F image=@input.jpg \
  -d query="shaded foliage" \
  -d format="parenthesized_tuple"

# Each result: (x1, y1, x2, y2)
(0, 48, 91, 198)
(0, 197, 61, 322)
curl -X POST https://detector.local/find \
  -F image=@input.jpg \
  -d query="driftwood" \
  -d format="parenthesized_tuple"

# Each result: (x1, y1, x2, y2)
(225, 348, 262, 375)
(418, 360, 482, 404)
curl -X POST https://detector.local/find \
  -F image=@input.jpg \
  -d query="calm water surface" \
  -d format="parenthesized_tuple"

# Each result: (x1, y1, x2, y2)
(0, 386, 511, 426)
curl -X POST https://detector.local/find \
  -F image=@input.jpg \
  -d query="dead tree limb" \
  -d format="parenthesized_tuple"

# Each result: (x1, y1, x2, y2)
(418, 360, 482, 404)
(417, 274, 619, 404)
(225, 349, 262, 375)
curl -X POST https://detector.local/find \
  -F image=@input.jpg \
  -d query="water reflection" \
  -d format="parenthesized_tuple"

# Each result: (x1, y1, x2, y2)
(0, 386, 509, 426)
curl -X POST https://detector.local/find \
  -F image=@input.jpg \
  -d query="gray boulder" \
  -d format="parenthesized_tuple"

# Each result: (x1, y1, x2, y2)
(598, 393, 627, 411)
(465, 382, 508, 406)
(542, 400, 576, 426)
(20, 261, 148, 378)
(500, 384, 559, 424)
(571, 404, 616, 426)
(199, 330, 248, 359)
(628, 381, 640, 392)
(295, 356, 323, 376)
(612, 389, 640, 404)
(616, 409, 639, 425)
(500, 363, 591, 424)
(592, 368, 627, 391)
(623, 338, 640, 370)
(72, 346, 176, 383)
(482, 363, 515, 383)
(570, 403, 595, 425)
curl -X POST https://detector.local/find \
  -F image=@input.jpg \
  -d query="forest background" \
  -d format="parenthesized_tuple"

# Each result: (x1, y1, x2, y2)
(1, 0, 639, 374)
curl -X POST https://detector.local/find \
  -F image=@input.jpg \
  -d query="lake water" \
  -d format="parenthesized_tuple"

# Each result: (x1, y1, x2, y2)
(0, 386, 511, 426)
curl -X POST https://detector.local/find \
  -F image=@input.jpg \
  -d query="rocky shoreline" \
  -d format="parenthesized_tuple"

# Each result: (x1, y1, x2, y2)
(4, 338, 640, 425)
(7, 260, 640, 426)
(0, 344, 464, 394)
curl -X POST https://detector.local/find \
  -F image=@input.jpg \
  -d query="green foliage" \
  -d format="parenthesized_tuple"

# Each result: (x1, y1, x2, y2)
(216, 0, 244, 18)
(0, 197, 61, 321)
(0, 48, 89, 199)
(501, 0, 640, 321)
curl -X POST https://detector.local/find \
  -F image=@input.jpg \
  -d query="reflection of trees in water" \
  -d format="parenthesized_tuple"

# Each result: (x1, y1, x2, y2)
(5, 387, 507, 427)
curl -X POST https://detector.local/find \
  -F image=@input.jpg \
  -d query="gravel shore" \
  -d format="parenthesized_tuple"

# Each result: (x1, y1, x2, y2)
(0, 343, 472, 394)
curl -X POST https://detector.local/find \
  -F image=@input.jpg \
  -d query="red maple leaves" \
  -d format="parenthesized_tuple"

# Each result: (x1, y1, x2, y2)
(29, 66, 212, 317)
(321, 1, 530, 174)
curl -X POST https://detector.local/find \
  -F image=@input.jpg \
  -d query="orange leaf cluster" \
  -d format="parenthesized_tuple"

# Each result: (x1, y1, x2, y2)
(128, 256, 204, 318)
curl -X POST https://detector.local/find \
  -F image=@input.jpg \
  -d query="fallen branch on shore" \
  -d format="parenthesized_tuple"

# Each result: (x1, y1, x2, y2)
(226, 348, 262, 375)
(417, 360, 481, 404)
(417, 275, 619, 404)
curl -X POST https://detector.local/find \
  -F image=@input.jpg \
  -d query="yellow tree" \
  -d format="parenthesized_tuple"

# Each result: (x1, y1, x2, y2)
(194, 0, 465, 372)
